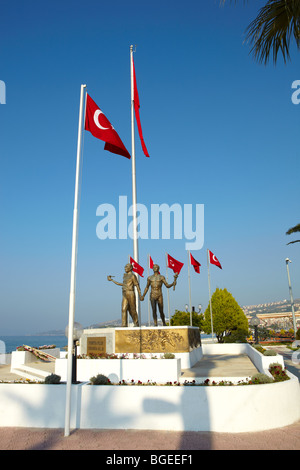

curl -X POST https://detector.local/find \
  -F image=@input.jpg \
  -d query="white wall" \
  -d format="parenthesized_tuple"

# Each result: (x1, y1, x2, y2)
(0, 376, 299, 432)
(55, 358, 181, 383)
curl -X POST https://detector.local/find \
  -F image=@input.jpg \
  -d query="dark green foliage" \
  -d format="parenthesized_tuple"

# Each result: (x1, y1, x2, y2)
(44, 374, 61, 384)
(203, 288, 248, 343)
(170, 310, 204, 329)
(223, 329, 248, 343)
(90, 374, 111, 385)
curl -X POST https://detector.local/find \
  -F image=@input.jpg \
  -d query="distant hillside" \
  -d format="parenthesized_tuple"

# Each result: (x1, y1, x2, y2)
(34, 320, 122, 335)
(243, 299, 300, 318)
(89, 319, 122, 329)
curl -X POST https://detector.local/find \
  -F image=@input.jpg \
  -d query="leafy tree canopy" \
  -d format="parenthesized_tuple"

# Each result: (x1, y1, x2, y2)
(203, 287, 249, 343)
(170, 310, 204, 329)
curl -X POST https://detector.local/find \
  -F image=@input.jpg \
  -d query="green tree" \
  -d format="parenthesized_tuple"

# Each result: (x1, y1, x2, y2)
(223, 0, 300, 64)
(170, 310, 204, 329)
(203, 288, 248, 343)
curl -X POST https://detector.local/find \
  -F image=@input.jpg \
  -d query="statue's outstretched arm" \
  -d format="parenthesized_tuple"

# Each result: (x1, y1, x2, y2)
(107, 275, 123, 287)
(142, 279, 151, 299)
(133, 275, 143, 299)
(162, 273, 178, 290)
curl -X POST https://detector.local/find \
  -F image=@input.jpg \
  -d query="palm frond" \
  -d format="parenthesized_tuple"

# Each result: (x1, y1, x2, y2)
(245, 0, 300, 64)
(287, 240, 300, 244)
(286, 223, 300, 235)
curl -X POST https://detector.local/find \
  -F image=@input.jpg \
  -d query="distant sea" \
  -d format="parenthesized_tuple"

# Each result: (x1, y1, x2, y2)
(0, 332, 214, 354)
(0, 335, 68, 353)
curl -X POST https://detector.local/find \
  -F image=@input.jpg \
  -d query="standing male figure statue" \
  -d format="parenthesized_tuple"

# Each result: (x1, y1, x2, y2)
(141, 264, 178, 326)
(107, 263, 143, 327)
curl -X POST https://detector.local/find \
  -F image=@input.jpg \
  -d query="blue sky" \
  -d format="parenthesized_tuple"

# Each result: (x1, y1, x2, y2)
(1, 0, 299, 335)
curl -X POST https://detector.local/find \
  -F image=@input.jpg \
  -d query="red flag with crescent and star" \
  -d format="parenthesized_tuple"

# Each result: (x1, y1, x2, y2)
(132, 56, 150, 158)
(190, 253, 201, 273)
(167, 254, 184, 274)
(130, 256, 144, 277)
(85, 94, 131, 159)
(209, 250, 222, 269)
(149, 256, 160, 273)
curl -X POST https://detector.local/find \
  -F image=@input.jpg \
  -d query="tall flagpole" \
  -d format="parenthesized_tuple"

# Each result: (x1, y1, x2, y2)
(165, 253, 170, 325)
(130, 45, 141, 326)
(147, 254, 151, 326)
(187, 251, 192, 326)
(207, 249, 214, 342)
(64, 83, 86, 437)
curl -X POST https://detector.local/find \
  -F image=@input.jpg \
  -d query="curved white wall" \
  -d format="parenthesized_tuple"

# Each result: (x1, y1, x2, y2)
(0, 375, 299, 433)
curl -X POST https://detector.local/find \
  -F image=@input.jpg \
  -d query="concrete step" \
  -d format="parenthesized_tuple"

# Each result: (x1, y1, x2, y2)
(10, 362, 56, 381)
(10, 368, 46, 382)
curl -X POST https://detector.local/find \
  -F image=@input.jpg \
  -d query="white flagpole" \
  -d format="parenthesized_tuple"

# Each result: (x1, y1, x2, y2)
(165, 253, 170, 324)
(147, 254, 151, 326)
(130, 45, 141, 326)
(64, 83, 86, 437)
(207, 249, 214, 342)
(188, 251, 192, 326)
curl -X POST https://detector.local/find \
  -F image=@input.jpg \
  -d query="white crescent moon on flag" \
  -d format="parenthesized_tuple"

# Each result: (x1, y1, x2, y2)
(213, 255, 218, 262)
(94, 109, 110, 130)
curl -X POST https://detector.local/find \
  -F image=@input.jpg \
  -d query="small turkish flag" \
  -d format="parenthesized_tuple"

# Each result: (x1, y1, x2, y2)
(190, 253, 201, 273)
(167, 254, 184, 274)
(209, 250, 222, 269)
(149, 256, 160, 273)
(85, 94, 131, 159)
(130, 257, 144, 277)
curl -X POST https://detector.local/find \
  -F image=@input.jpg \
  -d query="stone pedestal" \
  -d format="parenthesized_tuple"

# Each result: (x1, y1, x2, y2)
(80, 328, 115, 355)
(79, 326, 202, 368)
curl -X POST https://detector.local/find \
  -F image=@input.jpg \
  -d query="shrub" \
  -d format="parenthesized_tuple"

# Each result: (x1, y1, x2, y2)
(223, 329, 248, 343)
(263, 350, 277, 356)
(296, 328, 300, 340)
(269, 363, 290, 382)
(90, 374, 111, 385)
(162, 353, 175, 359)
(44, 374, 61, 384)
(250, 373, 273, 384)
(252, 344, 266, 354)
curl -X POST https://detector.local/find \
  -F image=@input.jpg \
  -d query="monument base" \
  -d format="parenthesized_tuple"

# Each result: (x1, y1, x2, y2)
(80, 326, 202, 368)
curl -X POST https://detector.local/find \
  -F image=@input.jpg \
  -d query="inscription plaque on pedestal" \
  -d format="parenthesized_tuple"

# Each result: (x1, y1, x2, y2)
(87, 337, 106, 355)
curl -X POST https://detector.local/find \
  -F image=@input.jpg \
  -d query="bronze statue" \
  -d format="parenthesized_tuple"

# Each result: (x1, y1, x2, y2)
(141, 264, 178, 326)
(107, 263, 143, 327)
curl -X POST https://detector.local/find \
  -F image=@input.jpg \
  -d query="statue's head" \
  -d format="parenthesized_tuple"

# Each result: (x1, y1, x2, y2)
(153, 264, 160, 272)
(125, 263, 133, 273)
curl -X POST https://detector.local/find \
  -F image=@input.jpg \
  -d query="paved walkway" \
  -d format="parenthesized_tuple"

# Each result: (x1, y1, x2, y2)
(181, 353, 258, 380)
(0, 424, 299, 450)
(0, 352, 258, 382)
